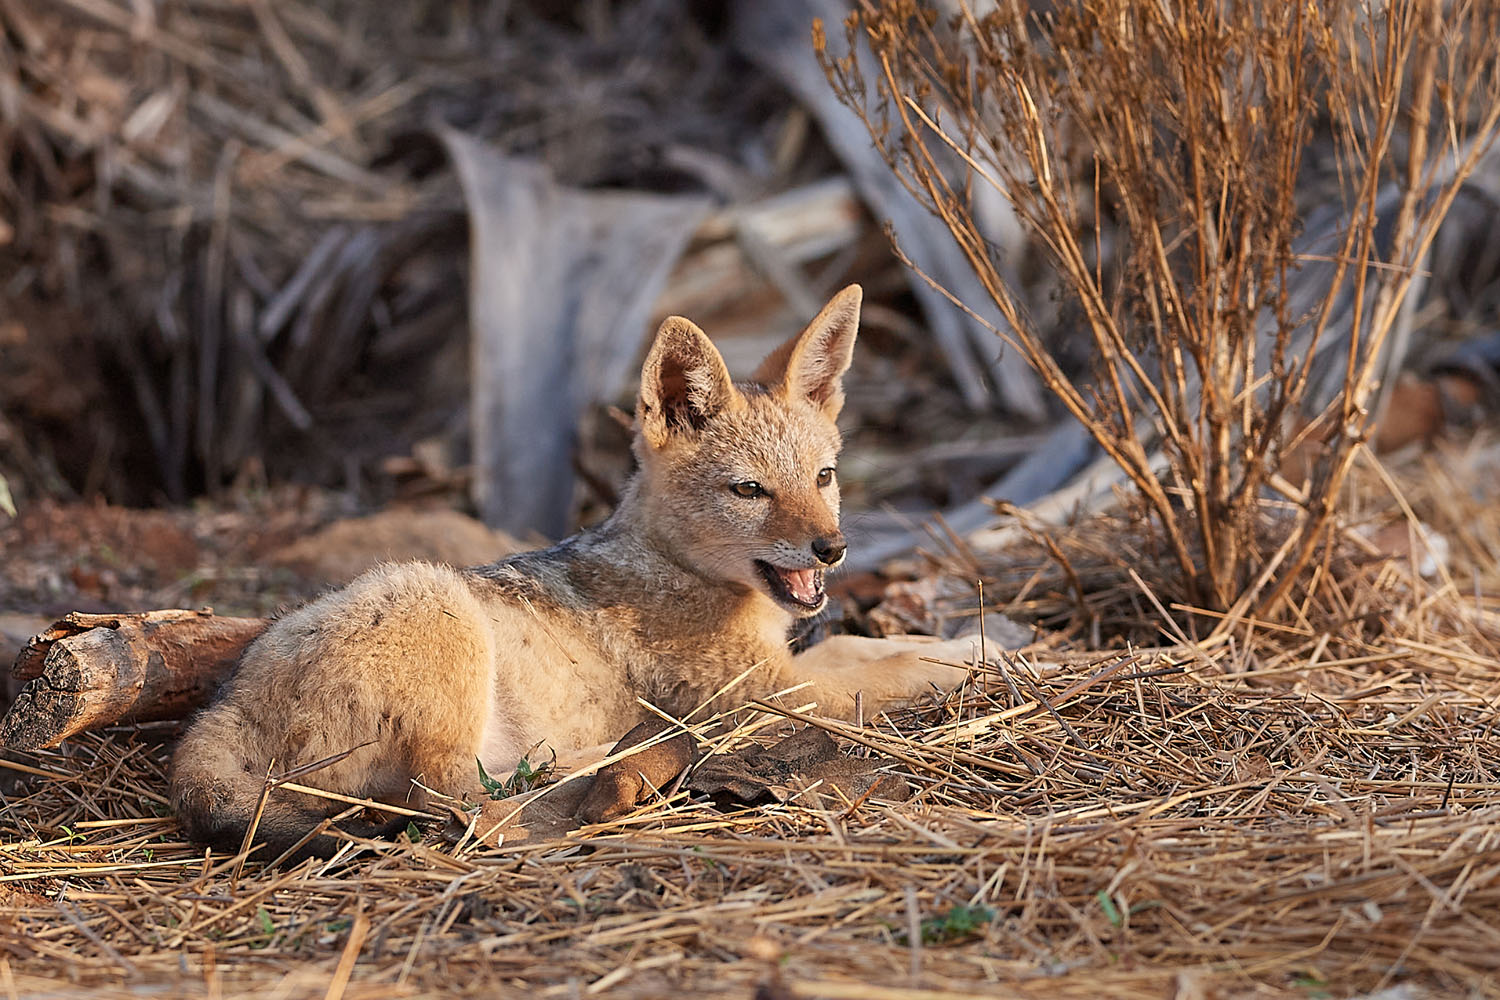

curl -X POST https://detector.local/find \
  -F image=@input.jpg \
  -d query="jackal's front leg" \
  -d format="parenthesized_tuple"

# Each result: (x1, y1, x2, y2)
(779, 635, 985, 719)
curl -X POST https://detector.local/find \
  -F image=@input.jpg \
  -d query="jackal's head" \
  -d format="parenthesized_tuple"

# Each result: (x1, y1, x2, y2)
(633, 285, 861, 618)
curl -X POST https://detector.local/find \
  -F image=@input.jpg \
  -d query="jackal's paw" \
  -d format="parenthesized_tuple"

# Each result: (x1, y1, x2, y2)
(920, 631, 1059, 681)
(442, 797, 535, 848)
(444, 783, 598, 849)
(912, 635, 995, 671)
(944, 611, 1030, 650)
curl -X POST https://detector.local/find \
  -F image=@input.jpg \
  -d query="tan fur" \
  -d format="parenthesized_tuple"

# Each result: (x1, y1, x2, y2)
(170, 285, 974, 857)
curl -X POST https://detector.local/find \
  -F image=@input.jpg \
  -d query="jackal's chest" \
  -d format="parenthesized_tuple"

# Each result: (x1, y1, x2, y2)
(472, 601, 649, 765)
(467, 561, 792, 763)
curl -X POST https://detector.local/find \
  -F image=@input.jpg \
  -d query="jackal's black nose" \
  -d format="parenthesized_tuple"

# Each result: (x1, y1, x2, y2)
(812, 533, 847, 566)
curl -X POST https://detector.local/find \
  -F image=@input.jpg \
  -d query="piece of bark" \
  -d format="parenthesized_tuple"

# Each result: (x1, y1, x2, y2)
(2, 610, 265, 751)
(1, 614, 53, 707)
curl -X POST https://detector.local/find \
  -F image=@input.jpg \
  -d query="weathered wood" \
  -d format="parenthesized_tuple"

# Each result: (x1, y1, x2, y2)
(2, 610, 265, 752)
(656, 176, 863, 346)
(734, 0, 1048, 419)
(442, 129, 711, 540)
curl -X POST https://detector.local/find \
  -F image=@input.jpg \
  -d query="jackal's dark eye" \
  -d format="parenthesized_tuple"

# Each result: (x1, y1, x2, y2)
(730, 480, 765, 499)
(816, 467, 836, 488)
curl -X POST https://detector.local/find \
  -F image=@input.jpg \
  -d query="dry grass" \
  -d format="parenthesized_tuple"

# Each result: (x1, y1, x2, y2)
(3, 444, 1500, 999)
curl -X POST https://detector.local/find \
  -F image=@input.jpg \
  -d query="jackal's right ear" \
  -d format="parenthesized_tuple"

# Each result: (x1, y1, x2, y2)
(638, 316, 737, 449)
(752, 284, 860, 419)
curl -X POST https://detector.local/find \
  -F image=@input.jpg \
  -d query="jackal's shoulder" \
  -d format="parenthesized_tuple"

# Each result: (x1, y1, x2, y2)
(463, 525, 652, 614)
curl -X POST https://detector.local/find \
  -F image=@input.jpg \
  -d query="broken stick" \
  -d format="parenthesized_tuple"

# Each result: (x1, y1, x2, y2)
(2, 610, 265, 752)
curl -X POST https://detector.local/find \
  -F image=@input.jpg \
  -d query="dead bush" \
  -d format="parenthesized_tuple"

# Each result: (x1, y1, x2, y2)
(821, 0, 1500, 619)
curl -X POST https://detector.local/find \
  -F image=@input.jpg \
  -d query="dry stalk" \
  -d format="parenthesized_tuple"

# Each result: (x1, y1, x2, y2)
(821, 0, 1500, 622)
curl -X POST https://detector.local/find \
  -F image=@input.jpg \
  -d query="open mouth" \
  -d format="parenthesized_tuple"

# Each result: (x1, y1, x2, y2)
(755, 561, 827, 612)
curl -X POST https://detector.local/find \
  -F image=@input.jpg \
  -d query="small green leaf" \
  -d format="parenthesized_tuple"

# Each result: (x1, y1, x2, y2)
(1096, 889, 1123, 927)
(256, 905, 275, 936)
(476, 758, 505, 798)
(1294, 975, 1331, 998)
(405, 821, 422, 842)
(477, 747, 560, 801)
(919, 904, 995, 943)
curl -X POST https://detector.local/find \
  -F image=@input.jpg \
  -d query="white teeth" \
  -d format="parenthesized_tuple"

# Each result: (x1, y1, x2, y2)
(783, 568, 820, 604)
(759, 561, 825, 607)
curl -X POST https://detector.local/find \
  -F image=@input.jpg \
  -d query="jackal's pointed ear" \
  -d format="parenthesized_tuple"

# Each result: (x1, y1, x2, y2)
(638, 315, 737, 449)
(752, 284, 861, 419)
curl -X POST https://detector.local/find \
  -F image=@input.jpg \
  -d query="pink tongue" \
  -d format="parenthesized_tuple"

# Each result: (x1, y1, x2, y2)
(784, 568, 819, 604)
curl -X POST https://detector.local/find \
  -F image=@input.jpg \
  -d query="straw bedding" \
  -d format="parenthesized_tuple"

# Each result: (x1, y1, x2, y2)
(3, 442, 1499, 999)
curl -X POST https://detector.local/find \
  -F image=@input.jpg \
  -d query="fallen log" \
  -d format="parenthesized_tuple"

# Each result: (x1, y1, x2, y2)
(2, 610, 265, 752)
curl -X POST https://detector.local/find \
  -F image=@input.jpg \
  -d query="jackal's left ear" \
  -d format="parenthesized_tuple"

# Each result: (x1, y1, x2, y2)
(638, 315, 738, 449)
(752, 284, 860, 419)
